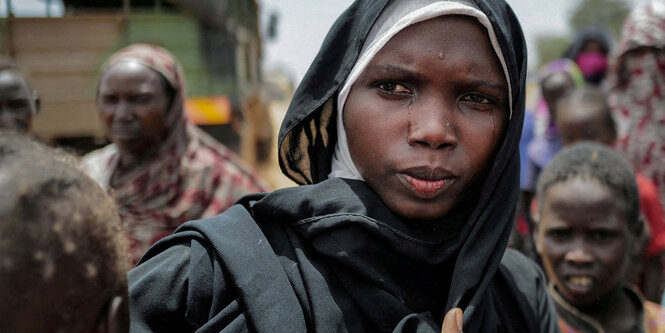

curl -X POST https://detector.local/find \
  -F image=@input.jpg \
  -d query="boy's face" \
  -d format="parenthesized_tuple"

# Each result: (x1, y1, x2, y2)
(97, 61, 170, 159)
(344, 16, 508, 221)
(0, 70, 37, 133)
(556, 101, 615, 146)
(536, 177, 631, 307)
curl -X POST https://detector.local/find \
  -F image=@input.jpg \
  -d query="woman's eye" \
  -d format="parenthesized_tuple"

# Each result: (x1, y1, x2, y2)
(461, 93, 492, 104)
(377, 82, 411, 95)
(131, 94, 152, 104)
(101, 95, 118, 105)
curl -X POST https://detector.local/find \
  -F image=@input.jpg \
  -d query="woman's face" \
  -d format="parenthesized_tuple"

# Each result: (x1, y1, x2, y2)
(536, 177, 630, 307)
(97, 61, 170, 158)
(344, 15, 508, 221)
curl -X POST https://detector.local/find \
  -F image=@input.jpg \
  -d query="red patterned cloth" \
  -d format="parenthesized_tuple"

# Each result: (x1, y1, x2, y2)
(608, 1, 665, 206)
(82, 44, 269, 263)
(638, 173, 665, 257)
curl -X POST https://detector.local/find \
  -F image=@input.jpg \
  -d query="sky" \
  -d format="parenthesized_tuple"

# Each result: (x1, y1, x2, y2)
(2, 0, 651, 83)
(259, 0, 651, 83)
(258, 0, 577, 82)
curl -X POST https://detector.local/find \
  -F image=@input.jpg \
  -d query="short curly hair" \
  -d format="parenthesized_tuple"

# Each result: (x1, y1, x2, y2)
(0, 132, 129, 332)
(536, 143, 640, 231)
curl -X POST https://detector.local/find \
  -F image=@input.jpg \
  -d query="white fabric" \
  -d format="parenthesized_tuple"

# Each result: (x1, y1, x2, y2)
(329, 0, 512, 180)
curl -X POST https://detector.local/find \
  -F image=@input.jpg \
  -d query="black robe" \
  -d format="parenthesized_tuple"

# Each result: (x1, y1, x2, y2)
(129, 179, 557, 332)
(129, 0, 560, 331)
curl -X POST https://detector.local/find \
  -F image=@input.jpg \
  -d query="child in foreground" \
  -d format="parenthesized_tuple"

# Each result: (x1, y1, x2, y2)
(535, 143, 665, 332)
(128, 0, 559, 332)
(0, 132, 129, 332)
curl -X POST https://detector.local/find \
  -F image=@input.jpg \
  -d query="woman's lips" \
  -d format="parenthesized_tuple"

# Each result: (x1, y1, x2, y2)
(405, 175, 447, 194)
(111, 124, 140, 139)
(401, 167, 454, 198)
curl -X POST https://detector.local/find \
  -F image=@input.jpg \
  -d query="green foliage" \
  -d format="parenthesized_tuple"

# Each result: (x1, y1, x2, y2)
(569, 0, 630, 39)
(535, 35, 570, 68)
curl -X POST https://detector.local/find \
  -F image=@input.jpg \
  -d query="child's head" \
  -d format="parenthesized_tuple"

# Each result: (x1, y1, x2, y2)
(555, 87, 616, 147)
(0, 57, 39, 133)
(539, 59, 584, 121)
(0, 132, 129, 332)
(535, 143, 641, 307)
(330, 3, 514, 222)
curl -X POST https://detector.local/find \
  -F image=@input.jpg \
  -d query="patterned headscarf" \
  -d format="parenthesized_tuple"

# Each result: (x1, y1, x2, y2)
(608, 0, 665, 205)
(100, 43, 187, 128)
(84, 44, 268, 263)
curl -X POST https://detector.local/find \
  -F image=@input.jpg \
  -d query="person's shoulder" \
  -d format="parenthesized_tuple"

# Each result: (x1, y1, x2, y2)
(81, 143, 117, 163)
(496, 249, 560, 332)
(497, 249, 548, 300)
(644, 300, 665, 326)
(186, 124, 269, 191)
(500, 248, 543, 276)
(80, 144, 117, 185)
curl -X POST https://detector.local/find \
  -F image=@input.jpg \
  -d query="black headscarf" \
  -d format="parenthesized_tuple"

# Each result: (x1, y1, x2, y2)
(275, 0, 528, 331)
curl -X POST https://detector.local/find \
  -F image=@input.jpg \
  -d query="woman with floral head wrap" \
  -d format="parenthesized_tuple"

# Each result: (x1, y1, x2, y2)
(82, 44, 268, 264)
(608, 0, 665, 207)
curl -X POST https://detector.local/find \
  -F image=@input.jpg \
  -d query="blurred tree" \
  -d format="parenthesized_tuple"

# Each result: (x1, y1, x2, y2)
(535, 35, 570, 68)
(569, 0, 630, 38)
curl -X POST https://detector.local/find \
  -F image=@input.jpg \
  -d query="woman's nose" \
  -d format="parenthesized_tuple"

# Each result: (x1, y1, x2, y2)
(113, 101, 134, 122)
(406, 102, 457, 149)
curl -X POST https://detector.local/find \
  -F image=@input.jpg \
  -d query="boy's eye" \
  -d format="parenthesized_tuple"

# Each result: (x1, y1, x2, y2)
(7, 99, 29, 110)
(546, 228, 571, 241)
(589, 230, 618, 242)
(377, 82, 412, 95)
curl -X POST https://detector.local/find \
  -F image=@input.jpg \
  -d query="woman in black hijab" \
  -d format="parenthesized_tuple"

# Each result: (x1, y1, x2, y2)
(128, 1, 559, 332)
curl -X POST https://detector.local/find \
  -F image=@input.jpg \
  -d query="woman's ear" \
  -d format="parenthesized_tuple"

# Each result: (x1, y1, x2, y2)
(32, 90, 40, 116)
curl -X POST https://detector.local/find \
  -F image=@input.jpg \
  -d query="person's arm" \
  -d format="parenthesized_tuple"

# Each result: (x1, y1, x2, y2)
(128, 244, 196, 332)
(128, 240, 245, 332)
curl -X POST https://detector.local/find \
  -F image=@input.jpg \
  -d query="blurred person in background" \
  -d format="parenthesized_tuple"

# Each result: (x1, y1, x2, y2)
(0, 132, 129, 333)
(555, 87, 665, 303)
(534, 143, 665, 333)
(523, 59, 585, 195)
(82, 44, 269, 264)
(513, 59, 585, 259)
(564, 26, 613, 87)
(0, 57, 39, 133)
(608, 0, 665, 208)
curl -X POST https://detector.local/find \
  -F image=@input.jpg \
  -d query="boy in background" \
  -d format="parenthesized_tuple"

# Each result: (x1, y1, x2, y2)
(535, 143, 665, 332)
(555, 87, 665, 302)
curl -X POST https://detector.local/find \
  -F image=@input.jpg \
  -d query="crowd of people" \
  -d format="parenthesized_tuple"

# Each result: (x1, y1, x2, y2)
(2, 0, 665, 332)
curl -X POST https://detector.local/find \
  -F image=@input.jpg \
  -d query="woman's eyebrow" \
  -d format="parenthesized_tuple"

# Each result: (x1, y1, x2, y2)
(366, 64, 422, 80)
(452, 79, 507, 94)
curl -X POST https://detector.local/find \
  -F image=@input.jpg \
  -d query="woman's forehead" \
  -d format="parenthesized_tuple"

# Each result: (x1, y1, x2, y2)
(374, 16, 505, 79)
